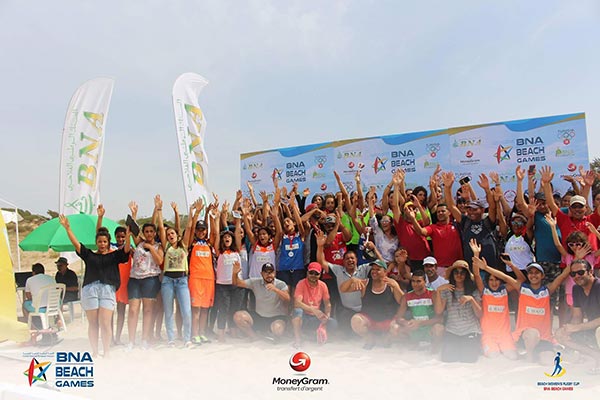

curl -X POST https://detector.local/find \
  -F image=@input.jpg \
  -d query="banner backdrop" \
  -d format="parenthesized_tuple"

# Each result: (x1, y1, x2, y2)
(59, 77, 115, 215)
(173, 73, 210, 210)
(241, 113, 588, 202)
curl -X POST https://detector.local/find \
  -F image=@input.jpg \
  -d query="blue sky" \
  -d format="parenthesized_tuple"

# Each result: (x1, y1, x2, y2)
(1, 0, 599, 218)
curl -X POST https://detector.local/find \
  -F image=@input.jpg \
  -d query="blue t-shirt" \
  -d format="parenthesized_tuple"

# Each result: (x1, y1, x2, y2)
(534, 211, 562, 263)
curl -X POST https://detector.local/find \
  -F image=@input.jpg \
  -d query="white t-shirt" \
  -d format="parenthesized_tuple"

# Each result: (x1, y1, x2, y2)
(426, 275, 448, 290)
(504, 234, 534, 271)
(25, 274, 56, 307)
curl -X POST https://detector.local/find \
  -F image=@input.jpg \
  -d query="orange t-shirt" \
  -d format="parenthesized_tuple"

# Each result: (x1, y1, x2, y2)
(481, 285, 510, 338)
(512, 283, 552, 342)
(189, 241, 215, 280)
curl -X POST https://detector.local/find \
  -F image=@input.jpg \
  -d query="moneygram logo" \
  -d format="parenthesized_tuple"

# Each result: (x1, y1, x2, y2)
(289, 352, 311, 372)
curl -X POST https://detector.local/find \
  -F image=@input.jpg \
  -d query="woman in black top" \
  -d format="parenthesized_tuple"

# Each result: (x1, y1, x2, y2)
(60, 214, 130, 357)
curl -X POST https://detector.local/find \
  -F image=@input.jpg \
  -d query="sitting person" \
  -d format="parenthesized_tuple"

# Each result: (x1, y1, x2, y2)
(555, 259, 600, 374)
(434, 260, 482, 363)
(292, 262, 337, 348)
(54, 257, 79, 303)
(232, 262, 290, 341)
(341, 260, 404, 349)
(23, 263, 56, 320)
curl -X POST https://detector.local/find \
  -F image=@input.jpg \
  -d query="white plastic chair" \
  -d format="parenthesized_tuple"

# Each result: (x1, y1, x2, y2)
(28, 283, 67, 334)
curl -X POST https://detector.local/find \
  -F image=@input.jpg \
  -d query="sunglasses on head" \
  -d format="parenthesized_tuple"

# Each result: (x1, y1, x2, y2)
(567, 242, 584, 248)
(570, 270, 587, 277)
(453, 269, 467, 276)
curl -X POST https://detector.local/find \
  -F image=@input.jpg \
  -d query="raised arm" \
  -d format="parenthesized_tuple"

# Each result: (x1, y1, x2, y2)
(181, 201, 197, 249)
(540, 166, 559, 216)
(59, 215, 81, 254)
(96, 204, 105, 232)
(545, 214, 567, 257)
(156, 196, 167, 251)
(170, 202, 181, 234)
(477, 173, 496, 224)
(442, 171, 462, 222)
(469, 240, 484, 294)
(477, 256, 521, 292)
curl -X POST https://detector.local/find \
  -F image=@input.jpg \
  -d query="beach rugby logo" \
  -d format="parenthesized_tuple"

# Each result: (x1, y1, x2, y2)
(289, 352, 311, 372)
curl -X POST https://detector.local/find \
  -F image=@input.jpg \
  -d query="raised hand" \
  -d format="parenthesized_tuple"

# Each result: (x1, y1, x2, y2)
(540, 165, 554, 185)
(441, 171, 455, 187)
(97, 204, 105, 217)
(154, 194, 163, 209)
(477, 173, 490, 190)
(59, 214, 70, 229)
(170, 201, 178, 213)
(128, 201, 138, 215)
(515, 165, 525, 181)
(469, 238, 481, 257)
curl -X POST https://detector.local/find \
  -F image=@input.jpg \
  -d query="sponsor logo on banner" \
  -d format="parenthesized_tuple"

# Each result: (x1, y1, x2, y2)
(372, 156, 387, 174)
(515, 136, 546, 163)
(423, 160, 439, 169)
(244, 162, 263, 170)
(426, 142, 440, 159)
(251, 172, 258, 179)
(272, 168, 283, 181)
(314, 155, 327, 168)
(342, 181, 354, 192)
(320, 184, 327, 191)
(557, 129, 575, 146)
(466, 151, 473, 158)
(453, 137, 482, 148)
(312, 171, 326, 179)
(337, 150, 362, 159)
(567, 163, 577, 172)
(494, 144, 513, 164)
(390, 149, 416, 173)
(555, 148, 574, 157)
(285, 161, 306, 184)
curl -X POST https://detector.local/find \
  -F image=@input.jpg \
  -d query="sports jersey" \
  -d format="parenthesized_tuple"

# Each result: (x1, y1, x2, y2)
(513, 283, 552, 342)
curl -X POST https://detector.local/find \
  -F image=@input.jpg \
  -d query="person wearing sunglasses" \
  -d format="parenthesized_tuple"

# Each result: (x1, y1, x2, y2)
(291, 262, 337, 348)
(546, 216, 600, 326)
(555, 259, 600, 375)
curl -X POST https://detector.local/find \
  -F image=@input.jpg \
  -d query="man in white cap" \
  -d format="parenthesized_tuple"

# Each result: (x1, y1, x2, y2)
(423, 256, 448, 290)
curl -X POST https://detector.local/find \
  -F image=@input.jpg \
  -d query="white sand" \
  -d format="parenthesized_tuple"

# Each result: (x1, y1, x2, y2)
(1, 319, 599, 400)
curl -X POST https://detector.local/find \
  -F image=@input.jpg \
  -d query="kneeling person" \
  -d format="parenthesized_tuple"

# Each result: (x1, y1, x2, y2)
(341, 260, 404, 349)
(232, 262, 289, 340)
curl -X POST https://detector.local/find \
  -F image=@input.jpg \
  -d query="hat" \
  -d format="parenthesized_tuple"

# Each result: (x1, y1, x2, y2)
(369, 259, 388, 270)
(196, 220, 208, 229)
(324, 215, 337, 225)
(445, 260, 474, 280)
(307, 262, 322, 274)
(534, 192, 546, 201)
(305, 203, 317, 213)
(466, 200, 485, 209)
(569, 195, 586, 207)
(55, 257, 68, 265)
(511, 213, 528, 222)
(261, 263, 275, 272)
(526, 262, 544, 274)
(423, 256, 437, 266)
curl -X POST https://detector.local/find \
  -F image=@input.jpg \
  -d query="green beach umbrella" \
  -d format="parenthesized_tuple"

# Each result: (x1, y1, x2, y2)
(19, 214, 121, 252)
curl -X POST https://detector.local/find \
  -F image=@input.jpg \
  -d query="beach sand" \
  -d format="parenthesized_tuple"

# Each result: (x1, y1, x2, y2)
(1, 319, 598, 400)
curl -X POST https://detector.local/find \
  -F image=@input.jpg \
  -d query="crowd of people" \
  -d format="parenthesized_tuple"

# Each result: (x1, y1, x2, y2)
(26, 163, 600, 372)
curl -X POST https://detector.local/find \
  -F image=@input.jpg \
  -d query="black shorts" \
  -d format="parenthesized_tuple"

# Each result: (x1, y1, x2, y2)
(248, 310, 287, 333)
(128, 276, 161, 299)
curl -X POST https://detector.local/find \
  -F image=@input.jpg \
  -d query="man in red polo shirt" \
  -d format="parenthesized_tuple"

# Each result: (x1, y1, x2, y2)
(541, 166, 600, 251)
(407, 203, 463, 274)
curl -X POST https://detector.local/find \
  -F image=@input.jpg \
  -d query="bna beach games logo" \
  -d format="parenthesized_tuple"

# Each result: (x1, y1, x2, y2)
(545, 352, 566, 378)
(23, 358, 52, 386)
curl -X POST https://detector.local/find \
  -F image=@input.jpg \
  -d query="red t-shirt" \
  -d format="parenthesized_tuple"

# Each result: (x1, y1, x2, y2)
(394, 218, 430, 260)
(323, 231, 346, 279)
(294, 279, 330, 316)
(555, 209, 600, 251)
(424, 222, 463, 267)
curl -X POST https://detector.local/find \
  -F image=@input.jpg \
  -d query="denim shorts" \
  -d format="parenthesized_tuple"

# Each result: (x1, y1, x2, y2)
(128, 276, 161, 299)
(81, 281, 116, 311)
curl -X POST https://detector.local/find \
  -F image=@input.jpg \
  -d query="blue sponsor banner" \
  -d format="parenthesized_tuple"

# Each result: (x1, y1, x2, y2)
(240, 113, 587, 202)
